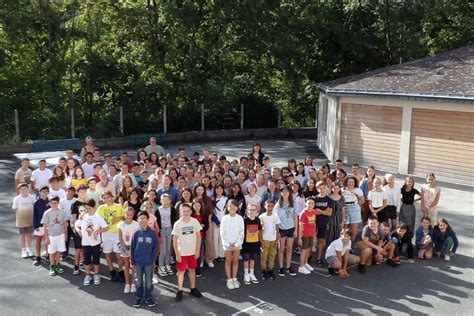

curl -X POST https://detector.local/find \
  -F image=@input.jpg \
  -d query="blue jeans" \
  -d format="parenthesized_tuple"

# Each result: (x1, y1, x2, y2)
(434, 236, 455, 255)
(392, 237, 408, 257)
(159, 226, 172, 267)
(135, 264, 153, 302)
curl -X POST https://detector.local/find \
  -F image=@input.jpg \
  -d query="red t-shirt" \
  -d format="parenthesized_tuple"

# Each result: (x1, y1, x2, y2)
(300, 209, 317, 237)
(193, 214, 205, 238)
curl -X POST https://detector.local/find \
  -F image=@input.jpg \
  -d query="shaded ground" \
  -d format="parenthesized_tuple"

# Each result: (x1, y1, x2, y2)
(0, 139, 472, 315)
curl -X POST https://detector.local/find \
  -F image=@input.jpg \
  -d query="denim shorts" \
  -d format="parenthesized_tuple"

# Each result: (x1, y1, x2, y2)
(279, 228, 295, 238)
(241, 252, 259, 261)
(345, 203, 362, 224)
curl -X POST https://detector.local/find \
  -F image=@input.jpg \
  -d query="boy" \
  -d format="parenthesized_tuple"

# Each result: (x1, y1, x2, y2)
(60, 186, 77, 260)
(75, 199, 108, 285)
(391, 222, 415, 263)
(71, 185, 87, 274)
(381, 222, 398, 267)
(355, 216, 389, 274)
(41, 196, 70, 275)
(156, 193, 177, 277)
(172, 204, 203, 301)
(298, 197, 317, 274)
(242, 204, 262, 284)
(48, 176, 66, 200)
(326, 229, 360, 277)
(86, 177, 102, 206)
(314, 181, 333, 266)
(96, 191, 125, 282)
(259, 200, 281, 280)
(13, 183, 36, 258)
(33, 186, 50, 265)
(15, 158, 32, 194)
(31, 159, 53, 193)
(131, 211, 159, 308)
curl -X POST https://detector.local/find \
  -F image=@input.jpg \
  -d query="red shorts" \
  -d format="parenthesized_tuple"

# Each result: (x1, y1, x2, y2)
(176, 255, 197, 271)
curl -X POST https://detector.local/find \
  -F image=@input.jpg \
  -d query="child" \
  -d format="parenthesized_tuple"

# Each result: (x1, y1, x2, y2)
(96, 191, 125, 282)
(380, 222, 398, 267)
(391, 222, 415, 263)
(71, 184, 87, 274)
(48, 176, 66, 200)
(75, 199, 108, 285)
(172, 203, 204, 301)
(220, 199, 245, 289)
(368, 177, 387, 224)
(41, 196, 70, 276)
(118, 207, 140, 293)
(421, 173, 441, 226)
(241, 204, 262, 284)
(131, 211, 159, 308)
(400, 177, 421, 235)
(355, 215, 387, 274)
(415, 216, 434, 260)
(326, 229, 360, 277)
(245, 184, 262, 214)
(382, 174, 400, 230)
(33, 186, 50, 265)
(314, 181, 333, 267)
(433, 218, 458, 261)
(12, 183, 36, 259)
(60, 186, 77, 260)
(86, 177, 102, 206)
(298, 197, 317, 274)
(155, 194, 177, 276)
(259, 200, 281, 280)
(191, 200, 209, 277)
(143, 201, 160, 283)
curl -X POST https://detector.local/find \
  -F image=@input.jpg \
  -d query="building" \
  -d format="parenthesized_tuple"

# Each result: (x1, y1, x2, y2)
(316, 46, 473, 186)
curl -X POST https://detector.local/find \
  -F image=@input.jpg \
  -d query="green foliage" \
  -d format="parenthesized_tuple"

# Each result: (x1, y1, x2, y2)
(0, 0, 472, 141)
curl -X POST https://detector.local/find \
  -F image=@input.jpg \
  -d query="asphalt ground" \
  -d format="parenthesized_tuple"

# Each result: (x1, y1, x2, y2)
(1, 139, 473, 316)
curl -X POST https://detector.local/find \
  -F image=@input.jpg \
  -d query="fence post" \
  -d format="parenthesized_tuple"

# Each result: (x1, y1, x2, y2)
(240, 103, 244, 130)
(14, 109, 20, 143)
(277, 107, 281, 129)
(163, 103, 167, 133)
(201, 104, 205, 131)
(119, 106, 124, 136)
(70, 108, 75, 138)
(315, 102, 319, 128)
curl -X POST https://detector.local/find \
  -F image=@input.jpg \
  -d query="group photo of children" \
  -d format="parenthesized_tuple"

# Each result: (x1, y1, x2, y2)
(12, 136, 459, 308)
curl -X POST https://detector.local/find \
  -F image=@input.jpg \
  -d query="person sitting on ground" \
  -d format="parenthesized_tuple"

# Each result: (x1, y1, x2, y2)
(326, 228, 360, 277)
(433, 218, 458, 261)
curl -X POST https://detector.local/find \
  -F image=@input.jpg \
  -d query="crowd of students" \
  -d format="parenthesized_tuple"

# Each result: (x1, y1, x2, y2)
(12, 136, 459, 308)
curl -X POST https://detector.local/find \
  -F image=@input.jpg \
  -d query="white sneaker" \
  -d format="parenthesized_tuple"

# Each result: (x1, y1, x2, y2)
(298, 266, 310, 274)
(158, 267, 167, 277)
(311, 246, 317, 253)
(93, 275, 101, 285)
(152, 275, 159, 284)
(249, 273, 259, 284)
(244, 274, 251, 285)
(444, 254, 451, 261)
(26, 248, 33, 257)
(165, 265, 173, 275)
(305, 263, 315, 271)
(199, 261, 204, 268)
(21, 249, 28, 258)
(227, 279, 235, 290)
(124, 284, 131, 293)
(233, 279, 241, 289)
(83, 275, 92, 286)
(130, 284, 137, 293)
(207, 261, 215, 268)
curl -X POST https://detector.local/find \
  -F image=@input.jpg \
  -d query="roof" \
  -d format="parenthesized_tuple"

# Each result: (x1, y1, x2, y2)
(317, 45, 474, 103)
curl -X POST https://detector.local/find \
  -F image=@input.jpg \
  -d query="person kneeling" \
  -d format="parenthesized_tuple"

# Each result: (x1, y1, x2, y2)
(326, 228, 360, 277)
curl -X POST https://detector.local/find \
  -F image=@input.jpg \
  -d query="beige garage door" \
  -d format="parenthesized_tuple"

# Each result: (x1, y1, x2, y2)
(409, 109, 474, 186)
(340, 103, 402, 172)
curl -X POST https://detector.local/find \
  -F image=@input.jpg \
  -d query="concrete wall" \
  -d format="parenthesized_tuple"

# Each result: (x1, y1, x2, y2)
(0, 128, 317, 158)
(317, 93, 339, 162)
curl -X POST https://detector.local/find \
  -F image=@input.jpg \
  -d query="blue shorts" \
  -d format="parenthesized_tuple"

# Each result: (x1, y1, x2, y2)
(241, 252, 259, 261)
(279, 228, 295, 238)
(345, 204, 362, 224)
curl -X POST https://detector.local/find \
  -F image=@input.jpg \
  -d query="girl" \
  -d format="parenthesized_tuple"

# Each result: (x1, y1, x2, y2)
(291, 180, 305, 215)
(193, 182, 214, 267)
(249, 143, 265, 166)
(327, 182, 346, 246)
(335, 169, 347, 185)
(433, 218, 458, 261)
(148, 152, 159, 165)
(156, 194, 176, 277)
(191, 200, 209, 277)
(136, 149, 147, 163)
(71, 166, 88, 188)
(142, 190, 159, 212)
(274, 187, 298, 276)
(220, 199, 245, 289)
(64, 158, 77, 187)
(400, 177, 421, 234)
(212, 184, 228, 263)
(123, 188, 142, 220)
(243, 169, 257, 193)
(415, 216, 434, 259)
(421, 173, 441, 226)
(175, 189, 193, 216)
(118, 175, 134, 205)
(360, 165, 376, 223)
(223, 175, 233, 195)
(168, 168, 179, 188)
(245, 184, 262, 214)
(143, 200, 161, 282)
(176, 176, 187, 193)
(303, 178, 317, 199)
(262, 179, 280, 207)
(118, 207, 139, 294)
(383, 174, 401, 230)
(368, 177, 387, 224)
(52, 165, 66, 190)
(287, 158, 297, 174)
(342, 176, 365, 242)
(298, 198, 317, 274)
(325, 174, 335, 196)
(228, 182, 247, 215)
(294, 163, 307, 188)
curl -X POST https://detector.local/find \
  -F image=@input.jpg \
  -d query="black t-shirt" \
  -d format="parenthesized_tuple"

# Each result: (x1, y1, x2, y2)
(71, 200, 86, 219)
(315, 195, 333, 226)
(242, 217, 261, 253)
(401, 188, 420, 205)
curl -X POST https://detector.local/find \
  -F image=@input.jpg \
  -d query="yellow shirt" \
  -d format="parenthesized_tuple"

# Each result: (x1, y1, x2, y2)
(71, 178, 88, 188)
(96, 203, 124, 233)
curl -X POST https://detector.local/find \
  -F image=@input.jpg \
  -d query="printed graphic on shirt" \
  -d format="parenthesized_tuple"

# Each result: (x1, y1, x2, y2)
(245, 224, 259, 243)
(307, 214, 316, 225)
(86, 219, 94, 236)
(181, 226, 195, 236)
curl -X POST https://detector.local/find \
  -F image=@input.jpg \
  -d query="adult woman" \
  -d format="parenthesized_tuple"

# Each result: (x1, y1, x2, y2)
(79, 136, 97, 162)
(327, 182, 346, 245)
(274, 186, 298, 276)
(359, 166, 376, 223)
(248, 143, 265, 166)
(433, 218, 458, 261)
(342, 176, 365, 241)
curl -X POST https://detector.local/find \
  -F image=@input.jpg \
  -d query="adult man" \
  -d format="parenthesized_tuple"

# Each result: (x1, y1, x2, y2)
(144, 137, 165, 157)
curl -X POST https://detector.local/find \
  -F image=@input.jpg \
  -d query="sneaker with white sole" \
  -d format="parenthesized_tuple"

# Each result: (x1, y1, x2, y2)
(93, 275, 101, 285)
(26, 248, 34, 258)
(152, 275, 159, 285)
(207, 261, 215, 268)
(244, 274, 251, 285)
(298, 266, 311, 274)
(83, 275, 92, 286)
(304, 263, 314, 271)
(444, 254, 451, 261)
(249, 273, 259, 284)
(130, 284, 137, 293)
(233, 279, 241, 289)
(199, 261, 204, 268)
(226, 279, 235, 290)
(21, 249, 28, 258)
(165, 265, 173, 275)
(158, 267, 167, 277)
(124, 284, 131, 293)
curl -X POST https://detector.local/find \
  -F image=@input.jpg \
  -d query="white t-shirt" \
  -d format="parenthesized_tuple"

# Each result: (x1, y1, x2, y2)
(341, 188, 363, 204)
(383, 185, 401, 209)
(81, 162, 95, 178)
(325, 238, 352, 258)
(49, 188, 66, 200)
(259, 212, 281, 241)
(76, 213, 108, 247)
(12, 194, 35, 227)
(31, 168, 53, 189)
(171, 217, 202, 256)
(60, 197, 77, 215)
(367, 190, 387, 208)
(117, 220, 140, 246)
